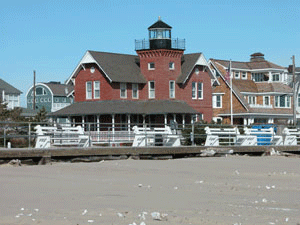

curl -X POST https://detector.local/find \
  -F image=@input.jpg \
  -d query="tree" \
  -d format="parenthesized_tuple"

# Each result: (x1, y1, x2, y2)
(0, 101, 22, 122)
(33, 106, 47, 123)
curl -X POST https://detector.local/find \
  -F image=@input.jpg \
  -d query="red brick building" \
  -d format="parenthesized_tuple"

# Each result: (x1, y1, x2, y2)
(51, 18, 215, 131)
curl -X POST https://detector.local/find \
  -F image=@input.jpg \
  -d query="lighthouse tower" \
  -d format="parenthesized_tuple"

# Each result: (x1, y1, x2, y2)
(135, 17, 185, 100)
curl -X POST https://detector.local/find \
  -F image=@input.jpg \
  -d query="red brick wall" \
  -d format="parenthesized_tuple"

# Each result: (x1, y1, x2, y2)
(74, 51, 213, 122)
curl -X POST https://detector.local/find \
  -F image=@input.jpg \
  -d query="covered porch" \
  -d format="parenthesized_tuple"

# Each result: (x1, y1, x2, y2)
(50, 100, 199, 145)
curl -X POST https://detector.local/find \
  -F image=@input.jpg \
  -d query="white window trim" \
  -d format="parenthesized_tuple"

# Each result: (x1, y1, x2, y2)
(272, 73, 280, 82)
(248, 96, 256, 105)
(234, 71, 240, 79)
(197, 82, 203, 99)
(192, 82, 203, 100)
(148, 81, 155, 99)
(94, 81, 100, 99)
(132, 83, 139, 99)
(274, 95, 291, 108)
(241, 72, 247, 80)
(263, 96, 270, 106)
(169, 80, 175, 98)
(120, 83, 127, 98)
(192, 82, 197, 99)
(86, 81, 92, 100)
(212, 95, 222, 108)
(148, 62, 155, 70)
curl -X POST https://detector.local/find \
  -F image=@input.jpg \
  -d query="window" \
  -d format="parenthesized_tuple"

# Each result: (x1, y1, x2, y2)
(234, 71, 240, 79)
(264, 96, 270, 106)
(90, 67, 95, 73)
(192, 82, 196, 99)
(198, 82, 203, 99)
(192, 82, 203, 99)
(248, 96, 256, 105)
(169, 62, 174, 70)
(120, 83, 127, 98)
(298, 93, 300, 107)
(213, 95, 222, 108)
(169, 81, 175, 98)
(94, 81, 100, 99)
(251, 73, 268, 82)
(149, 81, 155, 99)
(272, 73, 280, 82)
(275, 95, 291, 108)
(242, 72, 247, 79)
(86, 81, 92, 99)
(148, 62, 155, 70)
(36, 87, 46, 95)
(132, 83, 139, 99)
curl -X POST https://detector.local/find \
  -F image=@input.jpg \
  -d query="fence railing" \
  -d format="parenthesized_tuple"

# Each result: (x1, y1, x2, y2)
(1, 121, 300, 148)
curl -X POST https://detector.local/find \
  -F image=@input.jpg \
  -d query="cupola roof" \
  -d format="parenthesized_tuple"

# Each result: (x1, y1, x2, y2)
(148, 16, 172, 29)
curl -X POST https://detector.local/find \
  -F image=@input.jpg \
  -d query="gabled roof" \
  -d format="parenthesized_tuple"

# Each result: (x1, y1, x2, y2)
(66, 51, 147, 85)
(50, 100, 197, 117)
(177, 53, 215, 84)
(43, 82, 74, 96)
(148, 18, 172, 29)
(0, 79, 22, 94)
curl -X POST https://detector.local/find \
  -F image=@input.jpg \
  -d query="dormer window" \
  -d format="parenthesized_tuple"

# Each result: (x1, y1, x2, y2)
(234, 71, 240, 79)
(272, 73, 280, 82)
(36, 87, 46, 95)
(148, 62, 155, 70)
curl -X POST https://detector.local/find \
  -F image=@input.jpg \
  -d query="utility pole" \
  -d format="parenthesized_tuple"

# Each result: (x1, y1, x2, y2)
(33, 70, 36, 110)
(292, 56, 296, 126)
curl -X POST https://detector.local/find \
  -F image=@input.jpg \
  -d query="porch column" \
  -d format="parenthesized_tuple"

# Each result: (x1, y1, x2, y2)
(112, 114, 115, 142)
(96, 115, 100, 132)
(164, 114, 167, 128)
(127, 114, 131, 141)
(182, 115, 185, 129)
(97, 115, 100, 142)
(268, 118, 274, 124)
(127, 114, 131, 132)
(244, 118, 247, 126)
(67, 116, 71, 126)
(173, 114, 176, 122)
(82, 116, 85, 130)
(143, 114, 146, 128)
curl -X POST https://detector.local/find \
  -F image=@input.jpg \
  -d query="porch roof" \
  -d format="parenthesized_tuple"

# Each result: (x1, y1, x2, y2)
(50, 100, 198, 117)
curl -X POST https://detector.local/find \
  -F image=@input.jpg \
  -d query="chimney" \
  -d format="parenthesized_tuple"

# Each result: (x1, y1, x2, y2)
(250, 52, 265, 62)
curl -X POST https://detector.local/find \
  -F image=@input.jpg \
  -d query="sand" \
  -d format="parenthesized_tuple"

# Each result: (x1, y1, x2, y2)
(0, 155, 300, 225)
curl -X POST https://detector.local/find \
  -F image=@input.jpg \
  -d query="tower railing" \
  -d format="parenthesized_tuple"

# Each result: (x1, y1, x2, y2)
(135, 38, 185, 51)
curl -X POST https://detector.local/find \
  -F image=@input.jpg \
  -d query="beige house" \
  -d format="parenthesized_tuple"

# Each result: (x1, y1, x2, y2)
(209, 53, 293, 125)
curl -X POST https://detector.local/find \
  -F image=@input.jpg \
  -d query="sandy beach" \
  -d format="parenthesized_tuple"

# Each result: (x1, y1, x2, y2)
(0, 155, 300, 225)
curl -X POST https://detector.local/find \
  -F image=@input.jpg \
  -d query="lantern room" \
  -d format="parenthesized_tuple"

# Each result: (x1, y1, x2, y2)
(148, 16, 172, 50)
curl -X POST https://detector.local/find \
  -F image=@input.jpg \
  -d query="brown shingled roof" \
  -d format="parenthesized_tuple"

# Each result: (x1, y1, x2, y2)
(43, 82, 74, 96)
(50, 100, 197, 117)
(176, 53, 203, 84)
(212, 59, 285, 70)
(89, 51, 147, 84)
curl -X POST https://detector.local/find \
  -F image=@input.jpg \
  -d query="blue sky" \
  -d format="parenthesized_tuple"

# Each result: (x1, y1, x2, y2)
(1, 0, 299, 106)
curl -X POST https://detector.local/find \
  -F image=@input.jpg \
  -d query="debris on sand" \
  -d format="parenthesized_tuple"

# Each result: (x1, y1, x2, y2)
(8, 159, 21, 166)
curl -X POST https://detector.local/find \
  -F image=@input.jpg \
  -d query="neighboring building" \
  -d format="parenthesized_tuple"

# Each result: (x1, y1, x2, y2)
(26, 82, 74, 113)
(0, 78, 22, 109)
(210, 53, 293, 125)
(287, 66, 300, 122)
(51, 17, 215, 130)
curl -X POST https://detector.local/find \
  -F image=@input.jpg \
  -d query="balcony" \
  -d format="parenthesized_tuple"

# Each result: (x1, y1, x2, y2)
(135, 38, 185, 51)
